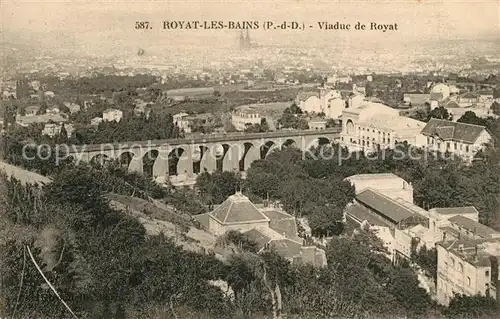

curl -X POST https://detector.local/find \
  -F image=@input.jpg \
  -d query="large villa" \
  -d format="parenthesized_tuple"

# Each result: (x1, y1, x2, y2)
(195, 192, 327, 267)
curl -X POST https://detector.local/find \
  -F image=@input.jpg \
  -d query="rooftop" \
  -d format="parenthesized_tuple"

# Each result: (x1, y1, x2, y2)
(355, 188, 415, 224)
(345, 173, 402, 181)
(448, 215, 500, 239)
(430, 206, 479, 216)
(345, 202, 394, 228)
(393, 198, 430, 218)
(209, 192, 270, 225)
(359, 113, 426, 131)
(420, 118, 489, 144)
(439, 238, 500, 267)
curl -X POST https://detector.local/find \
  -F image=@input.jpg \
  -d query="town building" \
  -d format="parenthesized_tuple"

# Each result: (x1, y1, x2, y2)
(344, 173, 414, 203)
(63, 102, 81, 114)
(415, 119, 494, 161)
(295, 88, 347, 119)
(308, 117, 327, 130)
(339, 101, 426, 152)
(173, 112, 192, 133)
(436, 238, 500, 306)
(195, 192, 327, 268)
(102, 108, 123, 123)
(16, 113, 68, 127)
(431, 83, 451, 100)
(231, 106, 262, 131)
(90, 117, 103, 127)
(24, 105, 40, 116)
(403, 93, 430, 107)
(44, 91, 55, 99)
(344, 187, 427, 261)
(42, 123, 74, 138)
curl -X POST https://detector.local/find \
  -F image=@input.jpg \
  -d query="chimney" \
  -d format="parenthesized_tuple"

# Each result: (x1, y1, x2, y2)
(443, 232, 447, 242)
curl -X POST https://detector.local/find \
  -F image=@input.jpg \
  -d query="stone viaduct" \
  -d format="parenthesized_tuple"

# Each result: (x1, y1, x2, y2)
(65, 128, 341, 182)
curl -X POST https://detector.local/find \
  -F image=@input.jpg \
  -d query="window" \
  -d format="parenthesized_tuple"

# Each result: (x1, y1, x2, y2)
(466, 145, 470, 152)
(459, 263, 463, 272)
(467, 276, 471, 286)
(450, 257, 455, 267)
(373, 129, 375, 133)
(438, 143, 441, 149)
(486, 270, 490, 277)
(387, 138, 390, 143)
(447, 142, 450, 149)
(383, 138, 386, 143)
(454, 142, 457, 150)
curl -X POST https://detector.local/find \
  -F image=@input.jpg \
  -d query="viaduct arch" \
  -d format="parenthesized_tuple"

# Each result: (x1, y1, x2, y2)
(74, 129, 340, 183)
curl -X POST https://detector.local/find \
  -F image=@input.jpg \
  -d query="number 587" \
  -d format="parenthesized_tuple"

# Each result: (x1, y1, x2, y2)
(135, 21, 150, 29)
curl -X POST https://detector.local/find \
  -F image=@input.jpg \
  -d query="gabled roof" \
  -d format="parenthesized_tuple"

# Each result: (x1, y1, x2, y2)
(355, 188, 415, 224)
(448, 215, 500, 239)
(431, 206, 479, 216)
(261, 209, 299, 240)
(345, 202, 394, 227)
(420, 119, 488, 144)
(209, 192, 269, 225)
(244, 228, 273, 249)
(443, 100, 460, 108)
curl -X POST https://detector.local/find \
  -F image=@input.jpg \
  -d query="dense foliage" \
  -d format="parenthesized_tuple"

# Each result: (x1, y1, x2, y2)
(0, 170, 231, 319)
(243, 142, 500, 231)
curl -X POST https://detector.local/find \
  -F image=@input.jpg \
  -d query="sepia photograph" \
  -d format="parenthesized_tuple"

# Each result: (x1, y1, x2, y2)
(0, 0, 499, 318)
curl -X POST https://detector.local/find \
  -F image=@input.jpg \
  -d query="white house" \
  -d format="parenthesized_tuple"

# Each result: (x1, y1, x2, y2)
(431, 83, 451, 100)
(102, 108, 123, 123)
(173, 112, 192, 133)
(296, 88, 347, 119)
(90, 117, 103, 127)
(231, 106, 262, 131)
(415, 119, 494, 161)
(339, 101, 426, 152)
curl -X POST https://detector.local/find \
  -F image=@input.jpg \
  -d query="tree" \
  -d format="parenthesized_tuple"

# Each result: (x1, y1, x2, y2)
(444, 294, 499, 318)
(458, 111, 488, 127)
(428, 106, 453, 121)
(491, 101, 500, 116)
(284, 103, 303, 115)
(195, 171, 242, 204)
(307, 205, 345, 238)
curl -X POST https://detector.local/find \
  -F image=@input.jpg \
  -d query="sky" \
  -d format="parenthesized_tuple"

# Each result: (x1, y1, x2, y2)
(1, 0, 499, 54)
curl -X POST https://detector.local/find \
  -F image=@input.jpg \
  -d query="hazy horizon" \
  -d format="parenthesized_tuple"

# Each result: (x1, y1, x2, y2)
(1, 0, 499, 57)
